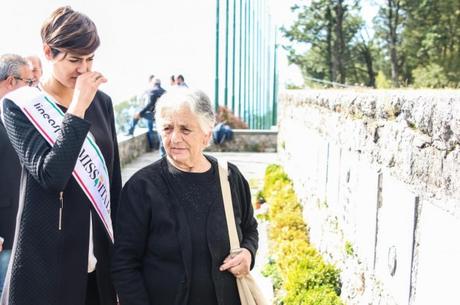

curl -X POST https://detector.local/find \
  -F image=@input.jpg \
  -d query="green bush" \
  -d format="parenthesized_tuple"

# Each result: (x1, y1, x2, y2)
(284, 287, 344, 305)
(263, 164, 292, 197)
(262, 257, 283, 291)
(262, 164, 343, 305)
(375, 71, 391, 89)
(267, 187, 301, 222)
(269, 211, 307, 241)
(345, 241, 354, 256)
(412, 63, 450, 88)
(285, 257, 342, 296)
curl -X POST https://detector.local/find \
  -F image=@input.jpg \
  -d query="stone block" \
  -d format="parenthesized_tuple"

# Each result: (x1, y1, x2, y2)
(354, 162, 379, 269)
(326, 144, 341, 209)
(315, 139, 329, 203)
(414, 202, 460, 305)
(337, 149, 360, 237)
(375, 173, 417, 305)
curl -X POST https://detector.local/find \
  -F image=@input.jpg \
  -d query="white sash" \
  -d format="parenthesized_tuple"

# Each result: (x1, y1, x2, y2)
(3, 87, 114, 242)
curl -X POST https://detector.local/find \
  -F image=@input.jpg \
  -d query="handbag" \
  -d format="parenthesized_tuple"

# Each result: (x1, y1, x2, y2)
(217, 159, 269, 305)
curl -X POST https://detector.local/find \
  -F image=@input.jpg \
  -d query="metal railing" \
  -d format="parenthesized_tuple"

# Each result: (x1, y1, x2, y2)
(215, 0, 278, 129)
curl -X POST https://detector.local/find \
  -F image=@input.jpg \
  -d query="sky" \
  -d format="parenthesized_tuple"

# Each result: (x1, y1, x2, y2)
(1, 0, 376, 102)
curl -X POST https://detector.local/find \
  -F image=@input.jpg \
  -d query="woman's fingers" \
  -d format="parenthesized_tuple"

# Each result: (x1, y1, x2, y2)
(219, 248, 252, 278)
(229, 265, 247, 278)
(68, 71, 106, 117)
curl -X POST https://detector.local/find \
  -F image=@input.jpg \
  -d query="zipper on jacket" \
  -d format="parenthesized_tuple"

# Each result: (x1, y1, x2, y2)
(59, 191, 64, 230)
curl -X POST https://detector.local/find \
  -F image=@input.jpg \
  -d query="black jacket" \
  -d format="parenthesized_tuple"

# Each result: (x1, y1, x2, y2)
(1, 89, 122, 305)
(112, 156, 259, 305)
(0, 120, 21, 250)
(139, 85, 165, 116)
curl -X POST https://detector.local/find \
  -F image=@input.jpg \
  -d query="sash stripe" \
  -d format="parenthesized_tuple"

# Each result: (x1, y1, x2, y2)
(73, 171, 113, 241)
(23, 108, 56, 144)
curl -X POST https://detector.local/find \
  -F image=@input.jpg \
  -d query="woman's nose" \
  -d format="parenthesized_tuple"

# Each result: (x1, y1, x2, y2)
(170, 129, 182, 143)
(76, 61, 89, 73)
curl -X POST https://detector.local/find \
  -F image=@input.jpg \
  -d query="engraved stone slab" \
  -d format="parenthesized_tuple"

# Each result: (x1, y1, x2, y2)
(375, 173, 417, 305)
(354, 162, 379, 269)
(414, 203, 460, 305)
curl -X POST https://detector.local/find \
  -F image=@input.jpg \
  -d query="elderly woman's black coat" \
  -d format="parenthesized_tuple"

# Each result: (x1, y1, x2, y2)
(112, 156, 259, 305)
(0, 90, 121, 305)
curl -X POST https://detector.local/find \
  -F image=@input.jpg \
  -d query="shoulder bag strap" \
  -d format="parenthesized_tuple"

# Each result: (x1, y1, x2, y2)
(217, 158, 241, 251)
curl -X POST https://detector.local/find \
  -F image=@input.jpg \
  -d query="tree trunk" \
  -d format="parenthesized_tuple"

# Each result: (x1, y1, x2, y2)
(388, 0, 401, 87)
(334, 0, 346, 84)
(360, 42, 376, 87)
(326, 5, 334, 83)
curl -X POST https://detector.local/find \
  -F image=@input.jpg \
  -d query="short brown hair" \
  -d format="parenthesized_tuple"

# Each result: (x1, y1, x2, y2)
(41, 6, 100, 57)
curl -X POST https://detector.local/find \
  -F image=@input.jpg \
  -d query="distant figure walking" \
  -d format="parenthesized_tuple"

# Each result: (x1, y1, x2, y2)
(126, 76, 166, 150)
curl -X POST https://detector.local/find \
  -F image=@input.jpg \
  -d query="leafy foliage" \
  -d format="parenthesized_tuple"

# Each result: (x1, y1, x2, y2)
(215, 106, 248, 129)
(113, 95, 143, 134)
(375, 70, 392, 89)
(412, 63, 451, 88)
(262, 164, 343, 305)
(283, 0, 460, 88)
(282, 0, 371, 87)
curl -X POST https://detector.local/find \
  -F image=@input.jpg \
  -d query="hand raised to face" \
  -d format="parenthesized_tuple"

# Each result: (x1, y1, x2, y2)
(68, 71, 107, 118)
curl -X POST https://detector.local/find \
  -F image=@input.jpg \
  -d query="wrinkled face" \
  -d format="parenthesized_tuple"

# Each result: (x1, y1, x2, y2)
(46, 47, 95, 89)
(0, 64, 33, 99)
(12, 65, 34, 89)
(159, 105, 211, 168)
(28, 58, 43, 85)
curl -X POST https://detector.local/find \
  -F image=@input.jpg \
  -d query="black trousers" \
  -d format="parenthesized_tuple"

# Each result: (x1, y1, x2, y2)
(85, 271, 100, 305)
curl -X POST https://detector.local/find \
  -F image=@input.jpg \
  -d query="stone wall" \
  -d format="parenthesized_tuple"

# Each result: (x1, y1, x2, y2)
(207, 129, 278, 152)
(118, 131, 150, 168)
(118, 129, 278, 167)
(278, 89, 460, 305)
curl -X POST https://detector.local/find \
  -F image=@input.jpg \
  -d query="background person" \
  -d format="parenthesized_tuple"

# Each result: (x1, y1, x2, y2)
(175, 74, 188, 87)
(25, 55, 43, 86)
(1, 6, 121, 305)
(126, 76, 165, 151)
(0, 53, 33, 298)
(112, 88, 258, 305)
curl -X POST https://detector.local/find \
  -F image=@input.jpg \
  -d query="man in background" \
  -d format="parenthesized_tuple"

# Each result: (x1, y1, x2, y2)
(26, 55, 43, 86)
(0, 53, 33, 296)
(126, 76, 166, 151)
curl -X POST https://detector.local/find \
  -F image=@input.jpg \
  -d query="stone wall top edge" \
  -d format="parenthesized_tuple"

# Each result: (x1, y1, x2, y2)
(232, 129, 278, 134)
(280, 89, 460, 103)
(280, 88, 460, 94)
(279, 89, 460, 141)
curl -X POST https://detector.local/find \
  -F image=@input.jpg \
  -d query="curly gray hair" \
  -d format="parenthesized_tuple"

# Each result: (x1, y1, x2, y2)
(155, 88, 216, 134)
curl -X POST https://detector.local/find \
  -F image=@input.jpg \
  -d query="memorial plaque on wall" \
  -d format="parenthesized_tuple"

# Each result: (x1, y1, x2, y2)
(414, 202, 460, 305)
(375, 173, 417, 305)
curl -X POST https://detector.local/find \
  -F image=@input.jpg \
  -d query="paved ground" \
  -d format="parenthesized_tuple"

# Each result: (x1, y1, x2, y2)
(121, 150, 278, 303)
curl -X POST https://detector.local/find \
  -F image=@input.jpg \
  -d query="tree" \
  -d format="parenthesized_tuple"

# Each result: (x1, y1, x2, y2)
(352, 36, 377, 87)
(402, 0, 460, 86)
(282, 0, 364, 86)
(374, 0, 406, 87)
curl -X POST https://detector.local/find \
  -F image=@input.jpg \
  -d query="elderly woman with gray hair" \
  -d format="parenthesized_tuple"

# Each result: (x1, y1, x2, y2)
(112, 88, 259, 305)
